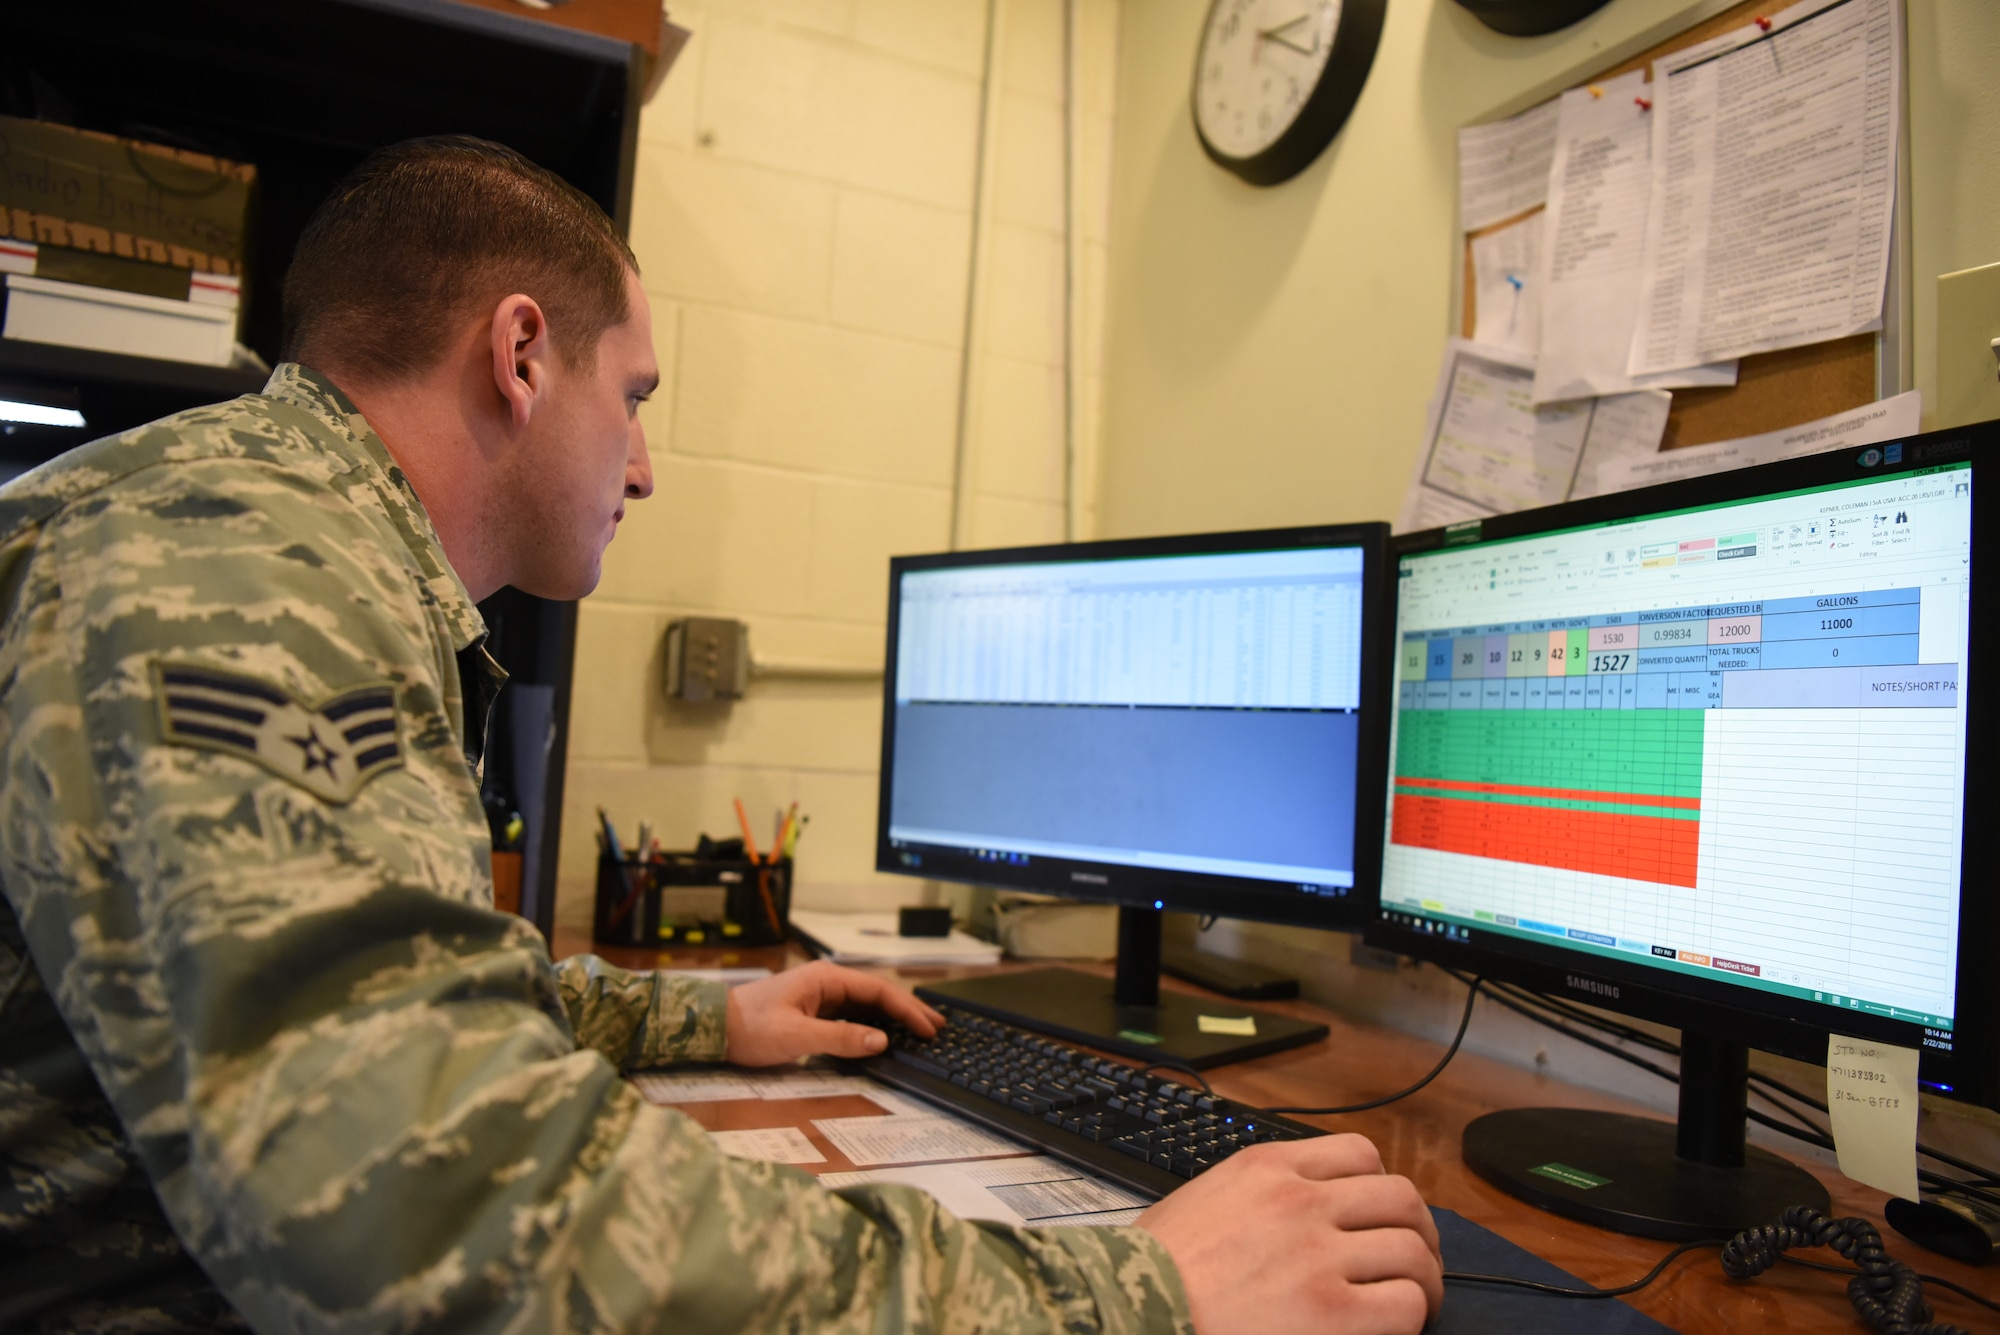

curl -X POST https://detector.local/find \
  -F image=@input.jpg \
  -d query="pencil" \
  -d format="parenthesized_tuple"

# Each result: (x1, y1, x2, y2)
(732, 797, 763, 863)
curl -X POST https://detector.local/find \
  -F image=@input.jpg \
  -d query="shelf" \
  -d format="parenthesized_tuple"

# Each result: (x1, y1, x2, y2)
(0, 338, 268, 400)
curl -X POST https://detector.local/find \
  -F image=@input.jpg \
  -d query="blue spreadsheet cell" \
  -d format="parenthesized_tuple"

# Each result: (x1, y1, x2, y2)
(1762, 603, 1920, 642)
(1762, 589, 1917, 616)
(1762, 633, 1921, 670)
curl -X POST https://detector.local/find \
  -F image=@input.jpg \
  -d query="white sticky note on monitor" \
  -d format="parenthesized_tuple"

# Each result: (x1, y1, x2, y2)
(1826, 1034, 1920, 1201)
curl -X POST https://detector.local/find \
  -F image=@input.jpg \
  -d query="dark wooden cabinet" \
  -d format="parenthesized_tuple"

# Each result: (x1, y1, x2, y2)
(0, 0, 642, 938)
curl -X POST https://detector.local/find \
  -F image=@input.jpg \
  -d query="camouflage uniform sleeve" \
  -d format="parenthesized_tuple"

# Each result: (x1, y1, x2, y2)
(550, 952, 728, 1067)
(0, 456, 1197, 1334)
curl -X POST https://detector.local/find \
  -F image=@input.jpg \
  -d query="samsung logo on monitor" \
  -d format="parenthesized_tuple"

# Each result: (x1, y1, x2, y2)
(1566, 975, 1620, 1001)
(1071, 871, 1109, 885)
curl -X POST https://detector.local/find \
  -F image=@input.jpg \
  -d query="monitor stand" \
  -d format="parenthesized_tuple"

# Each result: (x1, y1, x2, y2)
(915, 905, 1328, 1069)
(1461, 1031, 1831, 1240)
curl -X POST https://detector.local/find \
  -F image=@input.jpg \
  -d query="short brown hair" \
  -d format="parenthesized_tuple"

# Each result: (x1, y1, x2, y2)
(281, 136, 637, 381)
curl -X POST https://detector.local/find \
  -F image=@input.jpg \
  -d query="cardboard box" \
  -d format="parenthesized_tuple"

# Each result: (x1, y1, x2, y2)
(0, 115, 255, 277)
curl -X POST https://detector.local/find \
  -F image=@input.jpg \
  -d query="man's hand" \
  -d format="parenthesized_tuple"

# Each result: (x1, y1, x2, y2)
(1138, 1134, 1442, 1335)
(724, 960, 946, 1066)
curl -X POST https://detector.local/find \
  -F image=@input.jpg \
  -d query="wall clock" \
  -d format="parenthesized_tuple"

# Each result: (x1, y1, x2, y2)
(1191, 0, 1387, 187)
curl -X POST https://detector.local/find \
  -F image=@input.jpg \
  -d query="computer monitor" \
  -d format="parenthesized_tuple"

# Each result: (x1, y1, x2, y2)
(876, 523, 1390, 1066)
(1368, 422, 1996, 1239)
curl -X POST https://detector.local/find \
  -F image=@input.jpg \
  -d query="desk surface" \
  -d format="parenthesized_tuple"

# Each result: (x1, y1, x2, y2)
(554, 927, 1997, 1334)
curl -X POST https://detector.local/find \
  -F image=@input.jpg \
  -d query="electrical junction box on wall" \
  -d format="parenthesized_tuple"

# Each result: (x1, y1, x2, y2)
(1936, 261, 2000, 430)
(664, 617, 748, 701)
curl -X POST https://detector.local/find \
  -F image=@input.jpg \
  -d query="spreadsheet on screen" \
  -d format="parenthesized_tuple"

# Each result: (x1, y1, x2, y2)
(1382, 465, 1971, 1034)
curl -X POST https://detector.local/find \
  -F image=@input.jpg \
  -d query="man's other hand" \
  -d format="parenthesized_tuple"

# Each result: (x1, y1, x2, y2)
(1138, 1134, 1442, 1335)
(724, 960, 946, 1066)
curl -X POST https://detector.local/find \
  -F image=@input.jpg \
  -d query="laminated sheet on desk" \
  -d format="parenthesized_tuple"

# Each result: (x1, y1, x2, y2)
(812, 1112, 1026, 1166)
(631, 1063, 891, 1106)
(821, 1156, 1149, 1229)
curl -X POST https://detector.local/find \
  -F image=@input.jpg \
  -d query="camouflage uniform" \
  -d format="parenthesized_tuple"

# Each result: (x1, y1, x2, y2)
(0, 365, 1194, 1334)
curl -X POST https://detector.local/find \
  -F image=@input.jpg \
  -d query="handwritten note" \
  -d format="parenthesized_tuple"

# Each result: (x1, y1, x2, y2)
(1826, 1034, 1920, 1200)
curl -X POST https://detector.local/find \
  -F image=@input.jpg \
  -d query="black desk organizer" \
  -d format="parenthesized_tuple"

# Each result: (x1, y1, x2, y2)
(593, 852, 792, 948)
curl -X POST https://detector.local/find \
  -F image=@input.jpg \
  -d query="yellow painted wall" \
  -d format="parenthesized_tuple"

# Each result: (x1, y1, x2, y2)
(1096, 0, 2000, 541)
(557, 0, 1120, 935)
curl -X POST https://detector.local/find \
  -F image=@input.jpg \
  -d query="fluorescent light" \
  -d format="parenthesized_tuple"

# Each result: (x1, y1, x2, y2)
(0, 398, 86, 428)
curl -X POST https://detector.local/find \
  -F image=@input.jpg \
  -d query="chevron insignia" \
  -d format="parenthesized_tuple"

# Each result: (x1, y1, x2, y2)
(152, 662, 403, 804)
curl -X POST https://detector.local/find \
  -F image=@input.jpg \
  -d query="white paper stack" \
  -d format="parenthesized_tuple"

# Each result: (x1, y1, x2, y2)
(790, 910, 1002, 966)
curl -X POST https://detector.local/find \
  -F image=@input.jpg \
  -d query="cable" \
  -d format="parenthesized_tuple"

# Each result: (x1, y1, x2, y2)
(1263, 976, 1484, 1116)
(1780, 1257, 2000, 1318)
(1723, 1206, 1972, 1334)
(1136, 1061, 1212, 1094)
(1444, 1238, 1718, 1299)
(1457, 974, 2000, 1194)
(1447, 1209, 1992, 1332)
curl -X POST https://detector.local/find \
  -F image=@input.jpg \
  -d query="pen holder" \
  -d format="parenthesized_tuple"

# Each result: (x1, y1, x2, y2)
(593, 851, 793, 949)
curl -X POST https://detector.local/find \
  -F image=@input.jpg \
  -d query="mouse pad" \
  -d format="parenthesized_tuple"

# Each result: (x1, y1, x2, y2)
(1429, 1209, 1679, 1334)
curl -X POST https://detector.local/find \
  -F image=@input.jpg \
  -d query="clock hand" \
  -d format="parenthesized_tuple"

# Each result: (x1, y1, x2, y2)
(1256, 15, 1318, 56)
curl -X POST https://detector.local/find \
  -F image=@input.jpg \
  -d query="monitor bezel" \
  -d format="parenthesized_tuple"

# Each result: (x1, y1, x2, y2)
(1365, 424, 1997, 1112)
(874, 521, 1391, 933)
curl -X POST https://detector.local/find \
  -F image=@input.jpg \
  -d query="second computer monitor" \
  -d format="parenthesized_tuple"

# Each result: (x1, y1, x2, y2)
(876, 523, 1388, 1064)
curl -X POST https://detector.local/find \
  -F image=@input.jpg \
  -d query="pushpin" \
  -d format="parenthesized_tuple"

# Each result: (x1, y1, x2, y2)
(1505, 274, 1524, 293)
(1634, 96, 1652, 111)
(1755, 15, 1772, 30)
(1587, 84, 1604, 99)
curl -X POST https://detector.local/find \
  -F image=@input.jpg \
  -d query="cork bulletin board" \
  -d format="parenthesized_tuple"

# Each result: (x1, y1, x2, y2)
(1459, 0, 1890, 450)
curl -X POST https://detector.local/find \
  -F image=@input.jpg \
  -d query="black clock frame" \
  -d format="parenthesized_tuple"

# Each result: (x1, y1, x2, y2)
(1450, 0, 1616, 38)
(1192, 0, 1388, 187)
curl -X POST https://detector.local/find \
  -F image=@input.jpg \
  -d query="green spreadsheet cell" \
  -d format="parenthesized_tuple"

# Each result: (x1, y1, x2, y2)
(1565, 628, 1588, 676)
(1393, 709, 1706, 800)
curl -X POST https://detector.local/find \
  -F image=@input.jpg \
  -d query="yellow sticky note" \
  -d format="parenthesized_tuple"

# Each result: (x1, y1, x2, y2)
(1197, 1014, 1257, 1036)
(1826, 1034, 1920, 1200)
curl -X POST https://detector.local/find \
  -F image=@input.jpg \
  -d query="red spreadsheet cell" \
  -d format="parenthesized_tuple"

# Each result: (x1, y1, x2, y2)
(1390, 794, 1701, 889)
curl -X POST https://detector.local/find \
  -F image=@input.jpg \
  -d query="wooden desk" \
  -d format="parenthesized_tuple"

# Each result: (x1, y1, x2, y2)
(556, 928, 1998, 1333)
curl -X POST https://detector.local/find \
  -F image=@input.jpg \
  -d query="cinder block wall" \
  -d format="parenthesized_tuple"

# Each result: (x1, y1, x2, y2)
(557, 0, 1119, 934)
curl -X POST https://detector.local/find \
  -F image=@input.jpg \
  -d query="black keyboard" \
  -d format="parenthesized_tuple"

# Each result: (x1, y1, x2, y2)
(848, 1003, 1322, 1199)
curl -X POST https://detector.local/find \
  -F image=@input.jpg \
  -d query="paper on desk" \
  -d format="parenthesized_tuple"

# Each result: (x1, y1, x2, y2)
(1458, 98, 1560, 232)
(1470, 214, 1543, 356)
(708, 1126, 827, 1165)
(1826, 1034, 1919, 1200)
(1629, 0, 1901, 377)
(812, 1112, 1025, 1166)
(1396, 340, 1671, 532)
(1531, 70, 1736, 403)
(1591, 391, 1920, 494)
(631, 1070, 767, 1104)
(662, 967, 772, 986)
(790, 909, 1002, 966)
(820, 1156, 1150, 1228)
(631, 1064, 886, 1105)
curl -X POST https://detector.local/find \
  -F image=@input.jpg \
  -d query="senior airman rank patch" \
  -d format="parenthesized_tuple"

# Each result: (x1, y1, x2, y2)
(152, 662, 403, 804)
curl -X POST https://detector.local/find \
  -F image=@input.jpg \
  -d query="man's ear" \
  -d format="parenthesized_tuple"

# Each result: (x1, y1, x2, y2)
(489, 293, 551, 430)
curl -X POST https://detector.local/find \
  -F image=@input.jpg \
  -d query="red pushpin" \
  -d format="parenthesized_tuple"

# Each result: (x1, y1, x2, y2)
(1634, 96, 1652, 111)
(1755, 15, 1772, 30)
